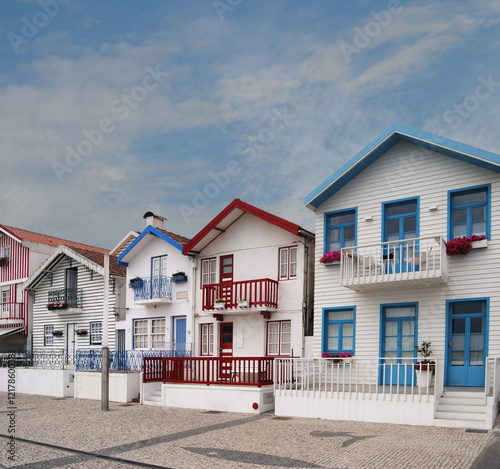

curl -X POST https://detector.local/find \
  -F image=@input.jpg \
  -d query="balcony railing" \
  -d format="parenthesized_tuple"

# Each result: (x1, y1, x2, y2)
(143, 356, 274, 387)
(132, 276, 172, 301)
(202, 278, 278, 310)
(275, 357, 444, 402)
(340, 236, 448, 290)
(0, 303, 24, 323)
(48, 288, 83, 308)
(0, 350, 74, 369)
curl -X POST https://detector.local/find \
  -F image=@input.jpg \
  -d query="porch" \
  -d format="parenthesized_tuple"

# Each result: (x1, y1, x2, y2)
(340, 236, 448, 291)
(274, 357, 500, 428)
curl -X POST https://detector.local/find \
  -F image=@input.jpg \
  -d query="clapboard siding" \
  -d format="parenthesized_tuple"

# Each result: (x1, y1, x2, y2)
(313, 141, 500, 359)
(32, 256, 120, 350)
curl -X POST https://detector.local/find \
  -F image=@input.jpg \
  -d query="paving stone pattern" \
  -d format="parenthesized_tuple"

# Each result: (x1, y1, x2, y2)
(0, 393, 497, 469)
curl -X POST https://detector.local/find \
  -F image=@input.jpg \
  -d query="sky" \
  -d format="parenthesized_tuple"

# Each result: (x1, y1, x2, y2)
(2, 0, 500, 249)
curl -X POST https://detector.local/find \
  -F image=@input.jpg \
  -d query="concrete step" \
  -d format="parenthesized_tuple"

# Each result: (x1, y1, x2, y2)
(435, 411, 485, 421)
(438, 397, 484, 406)
(148, 394, 162, 402)
(143, 399, 163, 407)
(442, 391, 483, 399)
(432, 418, 487, 430)
(437, 404, 486, 413)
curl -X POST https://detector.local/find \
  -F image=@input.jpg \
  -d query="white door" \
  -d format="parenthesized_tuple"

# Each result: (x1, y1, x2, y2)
(67, 323, 76, 365)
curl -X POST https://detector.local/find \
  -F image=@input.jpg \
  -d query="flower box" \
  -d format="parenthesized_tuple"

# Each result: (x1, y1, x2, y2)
(238, 300, 249, 308)
(214, 302, 225, 310)
(47, 303, 69, 310)
(171, 275, 188, 283)
(52, 330, 64, 336)
(75, 329, 88, 336)
(446, 235, 487, 256)
(471, 238, 488, 249)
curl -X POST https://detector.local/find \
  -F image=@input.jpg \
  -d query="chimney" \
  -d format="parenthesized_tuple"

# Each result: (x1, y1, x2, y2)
(143, 211, 166, 230)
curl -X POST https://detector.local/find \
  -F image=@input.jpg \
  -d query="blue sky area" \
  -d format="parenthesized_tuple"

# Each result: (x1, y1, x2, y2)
(2, 0, 500, 248)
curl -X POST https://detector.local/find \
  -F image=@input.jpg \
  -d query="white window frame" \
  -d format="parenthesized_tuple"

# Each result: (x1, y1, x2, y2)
(200, 323, 214, 356)
(44, 325, 54, 346)
(267, 320, 291, 356)
(133, 318, 166, 350)
(279, 247, 298, 280)
(90, 322, 103, 345)
(201, 258, 217, 286)
(1, 288, 10, 315)
(1, 246, 10, 258)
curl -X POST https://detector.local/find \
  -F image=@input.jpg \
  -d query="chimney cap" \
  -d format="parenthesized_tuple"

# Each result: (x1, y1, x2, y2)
(143, 211, 166, 220)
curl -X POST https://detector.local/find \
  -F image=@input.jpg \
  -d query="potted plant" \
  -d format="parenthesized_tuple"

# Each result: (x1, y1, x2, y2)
(414, 341, 435, 388)
(75, 329, 88, 336)
(171, 271, 188, 282)
(46, 302, 69, 310)
(52, 330, 64, 337)
(321, 352, 353, 364)
(129, 276, 143, 288)
(445, 235, 487, 257)
(238, 298, 249, 307)
(214, 298, 225, 309)
(319, 251, 341, 264)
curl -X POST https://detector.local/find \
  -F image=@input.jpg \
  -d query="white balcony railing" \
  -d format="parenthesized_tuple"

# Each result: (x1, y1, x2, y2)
(275, 357, 441, 402)
(340, 236, 448, 290)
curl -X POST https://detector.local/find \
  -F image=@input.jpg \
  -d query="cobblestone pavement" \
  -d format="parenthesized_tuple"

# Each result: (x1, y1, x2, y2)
(0, 393, 499, 469)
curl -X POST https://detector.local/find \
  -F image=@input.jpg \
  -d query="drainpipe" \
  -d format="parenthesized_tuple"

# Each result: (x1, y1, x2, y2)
(190, 256, 197, 357)
(102, 253, 109, 411)
(298, 230, 315, 356)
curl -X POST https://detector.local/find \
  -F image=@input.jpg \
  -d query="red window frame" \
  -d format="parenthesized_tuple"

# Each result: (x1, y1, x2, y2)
(278, 246, 298, 281)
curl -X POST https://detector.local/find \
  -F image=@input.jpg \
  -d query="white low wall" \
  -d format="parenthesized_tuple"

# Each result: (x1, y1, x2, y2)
(275, 394, 436, 426)
(0, 368, 74, 398)
(163, 383, 275, 414)
(75, 372, 141, 403)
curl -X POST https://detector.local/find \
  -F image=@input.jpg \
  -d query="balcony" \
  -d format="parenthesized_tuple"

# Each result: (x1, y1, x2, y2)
(132, 276, 173, 305)
(340, 236, 448, 291)
(48, 288, 83, 311)
(0, 303, 25, 326)
(202, 278, 278, 313)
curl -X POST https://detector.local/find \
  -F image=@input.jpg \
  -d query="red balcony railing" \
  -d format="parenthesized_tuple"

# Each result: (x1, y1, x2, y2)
(0, 303, 25, 324)
(143, 356, 274, 387)
(202, 278, 278, 310)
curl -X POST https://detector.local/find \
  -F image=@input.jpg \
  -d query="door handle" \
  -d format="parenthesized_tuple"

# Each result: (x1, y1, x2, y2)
(448, 343, 452, 347)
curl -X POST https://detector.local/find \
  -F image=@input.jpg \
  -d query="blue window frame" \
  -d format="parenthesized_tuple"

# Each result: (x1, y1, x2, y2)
(324, 208, 356, 253)
(448, 185, 490, 240)
(322, 307, 355, 354)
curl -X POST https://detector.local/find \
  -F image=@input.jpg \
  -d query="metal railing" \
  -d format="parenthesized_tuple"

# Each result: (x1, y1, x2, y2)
(143, 356, 274, 387)
(0, 303, 25, 322)
(275, 357, 441, 401)
(48, 288, 83, 308)
(0, 350, 75, 369)
(132, 276, 172, 301)
(75, 347, 192, 372)
(202, 278, 278, 310)
(340, 236, 448, 289)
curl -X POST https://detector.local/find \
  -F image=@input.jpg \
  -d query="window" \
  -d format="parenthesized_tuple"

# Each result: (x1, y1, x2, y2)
(133, 318, 166, 349)
(201, 258, 217, 286)
(90, 322, 103, 345)
(152, 255, 167, 278)
(449, 186, 489, 239)
(279, 247, 298, 280)
(1, 246, 10, 258)
(1, 289, 9, 315)
(325, 209, 356, 253)
(44, 325, 54, 346)
(323, 308, 355, 354)
(267, 321, 291, 356)
(201, 323, 214, 355)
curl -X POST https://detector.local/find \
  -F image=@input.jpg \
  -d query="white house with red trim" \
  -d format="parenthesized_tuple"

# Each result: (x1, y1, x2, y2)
(274, 124, 500, 429)
(141, 199, 314, 413)
(0, 224, 109, 352)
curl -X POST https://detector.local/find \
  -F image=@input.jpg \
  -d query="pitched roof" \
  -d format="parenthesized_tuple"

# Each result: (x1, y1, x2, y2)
(183, 198, 314, 255)
(1, 225, 109, 253)
(305, 123, 500, 210)
(117, 225, 191, 265)
(70, 247, 126, 277)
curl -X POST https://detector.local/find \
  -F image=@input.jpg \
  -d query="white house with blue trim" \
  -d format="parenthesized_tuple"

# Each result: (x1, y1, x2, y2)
(116, 212, 193, 358)
(274, 123, 500, 429)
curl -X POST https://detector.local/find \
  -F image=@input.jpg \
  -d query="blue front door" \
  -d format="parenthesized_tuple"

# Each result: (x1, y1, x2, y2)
(446, 300, 487, 387)
(173, 316, 187, 356)
(383, 199, 418, 273)
(381, 304, 416, 385)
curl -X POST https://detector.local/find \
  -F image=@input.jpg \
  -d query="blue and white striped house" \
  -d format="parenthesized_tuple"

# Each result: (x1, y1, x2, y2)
(274, 123, 500, 429)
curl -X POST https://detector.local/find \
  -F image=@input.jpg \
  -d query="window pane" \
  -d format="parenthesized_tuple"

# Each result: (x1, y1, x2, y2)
(342, 337, 353, 350)
(401, 336, 414, 352)
(386, 307, 414, 318)
(453, 302, 485, 315)
(402, 320, 414, 336)
(470, 318, 484, 334)
(470, 351, 483, 366)
(470, 334, 484, 350)
(404, 217, 416, 232)
(385, 337, 397, 352)
(453, 209, 467, 225)
(452, 318, 465, 334)
(387, 219, 399, 235)
(452, 335, 465, 350)
(453, 225, 467, 237)
(344, 226, 355, 240)
(328, 324, 339, 337)
(471, 222, 486, 236)
(386, 201, 417, 216)
(385, 322, 398, 336)
(329, 310, 353, 321)
(451, 351, 464, 366)
(453, 189, 486, 206)
(342, 323, 353, 336)
(472, 206, 486, 222)
(327, 337, 338, 350)
(330, 212, 355, 225)
(330, 228, 340, 242)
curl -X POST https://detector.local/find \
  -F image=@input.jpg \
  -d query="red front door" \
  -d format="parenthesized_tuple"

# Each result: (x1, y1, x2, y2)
(219, 322, 233, 381)
(220, 255, 233, 307)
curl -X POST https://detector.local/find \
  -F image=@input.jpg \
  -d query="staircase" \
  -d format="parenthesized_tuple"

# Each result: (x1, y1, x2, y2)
(142, 383, 163, 407)
(434, 390, 488, 429)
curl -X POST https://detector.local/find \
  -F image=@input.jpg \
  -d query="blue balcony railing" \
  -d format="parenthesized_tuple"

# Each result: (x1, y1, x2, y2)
(132, 276, 172, 301)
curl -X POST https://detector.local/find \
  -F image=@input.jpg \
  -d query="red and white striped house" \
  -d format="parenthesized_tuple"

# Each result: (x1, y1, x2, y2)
(0, 224, 108, 352)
